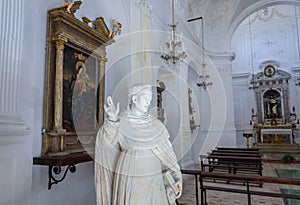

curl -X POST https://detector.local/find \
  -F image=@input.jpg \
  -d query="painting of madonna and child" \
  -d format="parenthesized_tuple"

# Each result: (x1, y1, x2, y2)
(62, 45, 99, 132)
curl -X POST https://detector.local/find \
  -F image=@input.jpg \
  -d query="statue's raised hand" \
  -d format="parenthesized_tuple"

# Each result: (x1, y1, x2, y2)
(104, 96, 120, 122)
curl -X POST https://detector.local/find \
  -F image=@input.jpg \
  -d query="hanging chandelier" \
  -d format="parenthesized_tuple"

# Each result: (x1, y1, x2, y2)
(160, 0, 186, 65)
(248, 17, 259, 90)
(187, 16, 212, 89)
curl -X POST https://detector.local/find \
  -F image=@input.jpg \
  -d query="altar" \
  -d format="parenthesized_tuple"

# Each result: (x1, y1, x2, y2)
(260, 128, 293, 144)
(254, 124, 295, 145)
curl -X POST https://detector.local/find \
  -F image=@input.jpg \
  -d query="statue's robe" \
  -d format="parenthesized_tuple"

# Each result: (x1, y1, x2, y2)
(95, 110, 182, 205)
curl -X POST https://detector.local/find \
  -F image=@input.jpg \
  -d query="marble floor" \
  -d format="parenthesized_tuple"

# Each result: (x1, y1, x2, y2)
(177, 163, 300, 205)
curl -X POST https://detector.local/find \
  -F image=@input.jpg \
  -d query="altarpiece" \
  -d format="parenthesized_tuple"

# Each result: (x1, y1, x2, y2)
(250, 65, 298, 145)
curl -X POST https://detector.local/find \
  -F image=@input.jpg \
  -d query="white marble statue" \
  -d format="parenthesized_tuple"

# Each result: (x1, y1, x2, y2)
(95, 84, 182, 205)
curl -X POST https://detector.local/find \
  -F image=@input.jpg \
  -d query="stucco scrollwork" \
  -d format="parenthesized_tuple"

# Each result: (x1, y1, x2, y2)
(206, 0, 232, 29)
(251, 7, 288, 23)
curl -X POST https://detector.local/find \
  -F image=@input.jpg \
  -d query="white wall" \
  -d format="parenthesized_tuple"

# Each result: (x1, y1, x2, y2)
(21, 1, 101, 204)
(232, 73, 256, 147)
(18, 0, 132, 204)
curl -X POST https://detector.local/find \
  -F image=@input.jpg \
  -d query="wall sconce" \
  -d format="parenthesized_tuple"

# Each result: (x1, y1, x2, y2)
(190, 116, 200, 133)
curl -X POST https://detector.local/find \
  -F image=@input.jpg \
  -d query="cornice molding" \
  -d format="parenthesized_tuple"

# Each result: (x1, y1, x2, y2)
(207, 50, 236, 61)
(0, 113, 30, 138)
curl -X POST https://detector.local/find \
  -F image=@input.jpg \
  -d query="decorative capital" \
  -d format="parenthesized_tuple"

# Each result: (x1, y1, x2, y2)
(52, 36, 68, 50)
(98, 56, 108, 63)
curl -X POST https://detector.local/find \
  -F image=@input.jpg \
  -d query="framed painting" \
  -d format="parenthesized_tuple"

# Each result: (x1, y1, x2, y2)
(41, 2, 113, 156)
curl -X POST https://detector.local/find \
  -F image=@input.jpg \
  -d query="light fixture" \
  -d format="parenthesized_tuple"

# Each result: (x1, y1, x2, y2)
(187, 16, 212, 89)
(248, 17, 259, 90)
(160, 0, 186, 65)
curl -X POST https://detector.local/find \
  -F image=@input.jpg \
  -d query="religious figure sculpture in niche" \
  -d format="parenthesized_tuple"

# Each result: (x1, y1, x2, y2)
(266, 95, 280, 119)
(94, 84, 182, 205)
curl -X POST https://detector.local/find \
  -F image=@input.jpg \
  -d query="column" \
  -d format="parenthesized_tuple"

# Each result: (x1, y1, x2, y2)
(130, 0, 152, 85)
(98, 56, 107, 127)
(53, 36, 67, 132)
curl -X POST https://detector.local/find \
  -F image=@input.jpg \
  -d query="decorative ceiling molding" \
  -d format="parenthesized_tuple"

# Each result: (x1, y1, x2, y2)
(251, 7, 288, 23)
(225, 0, 300, 48)
(206, 0, 232, 30)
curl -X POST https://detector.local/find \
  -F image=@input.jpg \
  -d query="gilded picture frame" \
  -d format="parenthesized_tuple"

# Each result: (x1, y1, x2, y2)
(42, 2, 113, 156)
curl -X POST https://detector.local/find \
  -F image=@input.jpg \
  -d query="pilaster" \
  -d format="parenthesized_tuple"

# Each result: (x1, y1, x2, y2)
(199, 51, 237, 155)
(0, 1, 32, 205)
(178, 64, 193, 167)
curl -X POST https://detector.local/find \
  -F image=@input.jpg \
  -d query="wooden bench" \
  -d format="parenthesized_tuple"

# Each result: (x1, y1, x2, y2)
(200, 172, 300, 205)
(216, 147, 260, 152)
(211, 150, 260, 154)
(202, 155, 262, 177)
(201, 149, 263, 186)
(209, 150, 262, 158)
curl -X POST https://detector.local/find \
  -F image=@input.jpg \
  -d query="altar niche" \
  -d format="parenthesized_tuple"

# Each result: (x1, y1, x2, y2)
(263, 89, 283, 124)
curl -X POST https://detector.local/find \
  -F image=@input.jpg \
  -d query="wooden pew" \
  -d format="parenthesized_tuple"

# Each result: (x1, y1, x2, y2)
(216, 147, 260, 152)
(202, 155, 263, 175)
(200, 172, 300, 205)
(209, 150, 262, 158)
(201, 148, 263, 186)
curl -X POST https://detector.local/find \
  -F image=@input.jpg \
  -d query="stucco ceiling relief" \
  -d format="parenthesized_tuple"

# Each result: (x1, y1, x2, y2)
(251, 7, 288, 23)
(206, 0, 233, 30)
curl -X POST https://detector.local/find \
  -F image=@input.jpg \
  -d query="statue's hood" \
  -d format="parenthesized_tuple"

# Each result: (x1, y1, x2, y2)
(118, 110, 169, 149)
